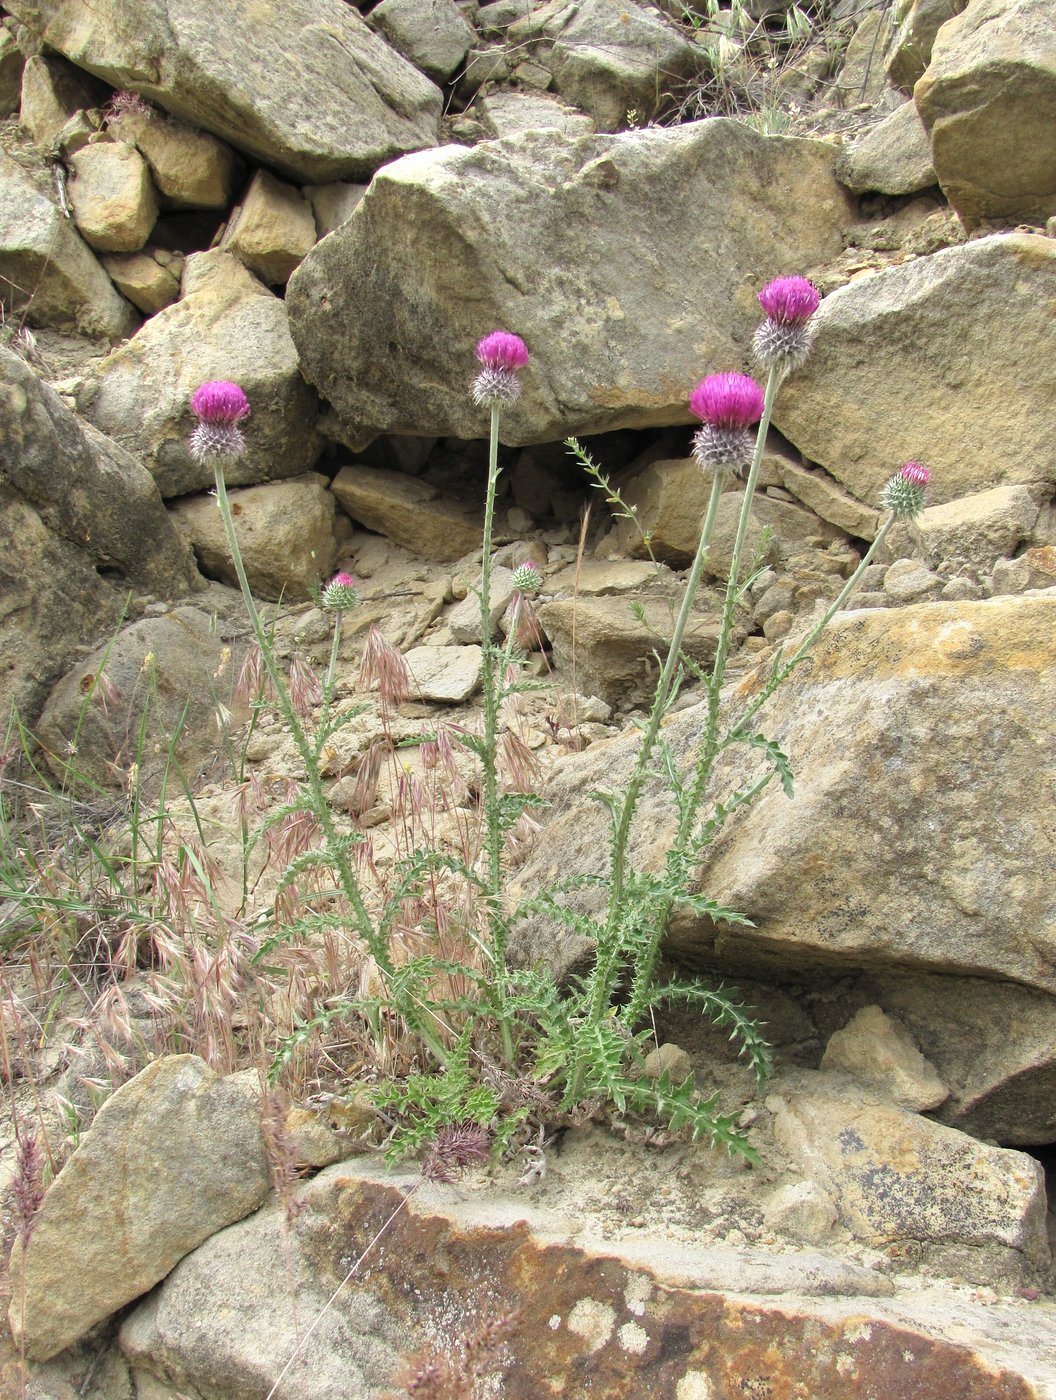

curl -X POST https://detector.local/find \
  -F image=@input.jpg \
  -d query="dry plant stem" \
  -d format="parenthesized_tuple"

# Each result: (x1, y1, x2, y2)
(478, 402, 515, 1064)
(579, 467, 728, 1043)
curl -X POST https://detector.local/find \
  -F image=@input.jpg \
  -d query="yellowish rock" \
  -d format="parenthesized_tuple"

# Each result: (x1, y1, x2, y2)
(68, 140, 158, 253)
(222, 168, 317, 285)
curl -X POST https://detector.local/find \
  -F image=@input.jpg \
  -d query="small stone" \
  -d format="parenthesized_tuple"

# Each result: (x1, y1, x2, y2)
(990, 556, 1032, 596)
(404, 644, 483, 701)
(100, 247, 180, 314)
(304, 181, 367, 236)
(763, 1180, 838, 1244)
(821, 1005, 949, 1111)
(19, 52, 107, 148)
(763, 609, 794, 641)
(447, 566, 515, 642)
(370, 0, 475, 82)
(643, 1043, 693, 1082)
(883, 558, 941, 601)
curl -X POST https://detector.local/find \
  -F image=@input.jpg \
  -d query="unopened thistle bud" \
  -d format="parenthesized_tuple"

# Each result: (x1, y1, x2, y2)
(472, 331, 530, 407)
(752, 276, 821, 374)
(511, 560, 541, 595)
(322, 571, 360, 611)
(689, 372, 765, 476)
(881, 461, 930, 519)
(189, 380, 250, 464)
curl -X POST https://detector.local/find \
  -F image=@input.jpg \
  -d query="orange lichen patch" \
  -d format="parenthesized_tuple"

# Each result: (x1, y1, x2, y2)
(299, 1174, 1038, 1399)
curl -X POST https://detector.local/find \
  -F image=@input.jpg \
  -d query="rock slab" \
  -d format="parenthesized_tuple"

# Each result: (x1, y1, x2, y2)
(8, 1055, 269, 1362)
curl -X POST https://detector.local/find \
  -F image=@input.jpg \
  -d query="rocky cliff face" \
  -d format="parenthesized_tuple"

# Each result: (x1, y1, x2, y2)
(1, 0, 1055, 1395)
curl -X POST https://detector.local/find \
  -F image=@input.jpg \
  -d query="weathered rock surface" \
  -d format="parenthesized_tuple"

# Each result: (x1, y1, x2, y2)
(77, 250, 320, 497)
(100, 246, 181, 313)
(447, 566, 515, 642)
(116, 1162, 1054, 1398)
(4, 0, 443, 182)
(0, 26, 25, 117)
(885, 0, 967, 90)
(835, 99, 937, 195)
(35, 607, 238, 793)
(775, 233, 1056, 507)
(777, 456, 882, 539)
(915, 0, 1056, 225)
(771, 1076, 1049, 1285)
(370, 0, 475, 83)
(170, 474, 338, 602)
(305, 179, 367, 236)
(287, 120, 852, 445)
(915, 484, 1039, 572)
(8, 1055, 269, 1363)
(68, 139, 158, 252)
(0, 345, 199, 723)
(331, 463, 482, 561)
(821, 1005, 948, 1110)
(18, 51, 106, 147)
(0, 149, 139, 339)
(113, 107, 241, 210)
(220, 169, 317, 286)
(479, 88, 595, 137)
(404, 644, 483, 701)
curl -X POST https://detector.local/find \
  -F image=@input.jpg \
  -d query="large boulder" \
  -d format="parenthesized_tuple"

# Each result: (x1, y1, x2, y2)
(0, 149, 138, 340)
(8, 1056, 269, 1363)
(77, 250, 321, 498)
(834, 99, 937, 196)
(774, 232, 1056, 508)
(4, 0, 443, 182)
(286, 120, 853, 446)
(0, 345, 199, 723)
(914, 0, 1056, 226)
(885, 0, 967, 90)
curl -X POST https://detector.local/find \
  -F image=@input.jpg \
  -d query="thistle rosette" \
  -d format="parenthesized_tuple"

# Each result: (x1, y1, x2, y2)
(881, 461, 930, 519)
(322, 571, 360, 611)
(511, 560, 542, 595)
(189, 380, 250, 463)
(472, 331, 530, 407)
(689, 372, 765, 476)
(752, 276, 821, 374)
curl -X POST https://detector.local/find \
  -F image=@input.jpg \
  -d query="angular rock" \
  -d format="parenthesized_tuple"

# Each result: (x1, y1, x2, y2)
(404, 644, 483, 701)
(835, 100, 937, 196)
(68, 139, 159, 252)
(34, 607, 239, 793)
(331, 464, 482, 561)
(821, 1005, 948, 1110)
(221, 169, 317, 286)
(0, 149, 138, 340)
(112, 107, 241, 210)
(0, 344, 199, 722)
(478, 89, 594, 138)
(915, 0, 1056, 225)
(8, 1055, 269, 1363)
(77, 250, 320, 497)
(305, 180, 367, 236)
(447, 566, 515, 642)
(287, 120, 852, 446)
(546, 0, 701, 129)
(547, 559, 660, 595)
(833, 10, 894, 105)
(882, 557, 940, 600)
(0, 27, 25, 117)
(777, 457, 882, 539)
(775, 233, 1056, 508)
(118, 1162, 1054, 1398)
(100, 246, 180, 314)
(169, 474, 338, 602)
(772, 1078, 1049, 1285)
(885, 0, 967, 90)
(4, 0, 443, 182)
(915, 484, 1039, 572)
(18, 52, 106, 147)
(370, 0, 475, 83)
(537, 596, 724, 706)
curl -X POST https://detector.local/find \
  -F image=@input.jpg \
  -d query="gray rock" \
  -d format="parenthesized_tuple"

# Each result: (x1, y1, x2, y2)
(78, 250, 321, 498)
(68, 139, 159, 253)
(18, 52, 107, 147)
(771, 1075, 1049, 1285)
(114, 107, 241, 211)
(0, 345, 199, 724)
(305, 180, 367, 236)
(8, 1056, 269, 1362)
(404, 644, 483, 701)
(170, 474, 338, 602)
(4, 0, 443, 183)
(0, 149, 139, 340)
(835, 100, 937, 196)
(34, 607, 239, 794)
(916, 485, 1039, 573)
(370, 0, 475, 82)
(882, 558, 940, 600)
(331, 464, 482, 562)
(447, 566, 515, 642)
(776, 233, 1056, 508)
(821, 1005, 949, 1110)
(915, 0, 1056, 225)
(478, 89, 594, 138)
(885, 0, 967, 90)
(287, 120, 851, 446)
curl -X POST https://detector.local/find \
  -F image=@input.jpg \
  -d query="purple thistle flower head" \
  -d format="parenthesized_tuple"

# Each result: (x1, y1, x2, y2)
(758, 276, 820, 325)
(689, 372, 764, 430)
(475, 331, 530, 372)
(754, 276, 821, 373)
(191, 381, 250, 426)
(473, 331, 529, 408)
(189, 381, 249, 464)
(322, 571, 360, 612)
(511, 560, 541, 595)
(880, 461, 930, 519)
